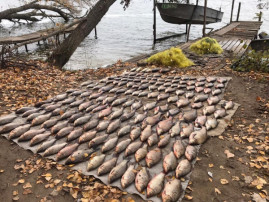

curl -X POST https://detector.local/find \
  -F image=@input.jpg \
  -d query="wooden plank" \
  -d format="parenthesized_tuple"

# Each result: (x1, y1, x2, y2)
(218, 40, 226, 46)
(222, 39, 235, 50)
(220, 40, 231, 48)
(230, 40, 243, 52)
(214, 22, 240, 36)
(233, 39, 250, 55)
(226, 39, 240, 51)
(237, 39, 251, 56)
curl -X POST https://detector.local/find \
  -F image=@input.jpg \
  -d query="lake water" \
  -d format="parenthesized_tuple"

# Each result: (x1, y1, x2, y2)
(0, 0, 268, 70)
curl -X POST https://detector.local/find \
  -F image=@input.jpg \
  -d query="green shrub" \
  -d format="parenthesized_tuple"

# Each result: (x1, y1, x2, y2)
(189, 37, 223, 55)
(147, 47, 194, 68)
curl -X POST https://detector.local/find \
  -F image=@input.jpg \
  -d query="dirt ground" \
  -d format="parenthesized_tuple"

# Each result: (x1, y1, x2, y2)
(0, 55, 268, 202)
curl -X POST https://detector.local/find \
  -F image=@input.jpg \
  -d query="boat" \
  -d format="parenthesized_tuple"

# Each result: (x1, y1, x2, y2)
(156, 1, 224, 25)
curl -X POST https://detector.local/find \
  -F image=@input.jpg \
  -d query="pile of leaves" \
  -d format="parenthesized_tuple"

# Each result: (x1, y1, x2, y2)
(189, 37, 223, 55)
(232, 50, 269, 73)
(146, 47, 194, 68)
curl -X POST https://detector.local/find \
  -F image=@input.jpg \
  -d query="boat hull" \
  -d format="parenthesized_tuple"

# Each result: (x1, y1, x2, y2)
(157, 3, 224, 25)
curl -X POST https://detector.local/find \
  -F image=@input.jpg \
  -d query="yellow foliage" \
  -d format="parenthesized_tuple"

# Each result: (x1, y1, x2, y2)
(189, 37, 223, 55)
(146, 47, 194, 68)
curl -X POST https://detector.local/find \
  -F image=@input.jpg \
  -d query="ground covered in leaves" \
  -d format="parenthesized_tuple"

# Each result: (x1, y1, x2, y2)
(0, 55, 268, 202)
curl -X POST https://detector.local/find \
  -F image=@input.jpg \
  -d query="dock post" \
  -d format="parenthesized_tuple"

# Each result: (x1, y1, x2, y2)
(203, 0, 207, 37)
(25, 44, 28, 52)
(187, 24, 191, 42)
(153, 0, 156, 44)
(258, 11, 262, 21)
(236, 2, 241, 22)
(94, 27, 98, 39)
(230, 0, 235, 23)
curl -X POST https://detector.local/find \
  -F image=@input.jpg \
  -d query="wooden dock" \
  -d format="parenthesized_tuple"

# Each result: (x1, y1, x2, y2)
(180, 21, 263, 57)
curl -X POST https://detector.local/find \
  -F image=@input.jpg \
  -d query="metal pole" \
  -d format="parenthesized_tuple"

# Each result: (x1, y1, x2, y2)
(203, 0, 207, 37)
(258, 11, 262, 21)
(230, 0, 235, 23)
(187, 24, 192, 42)
(236, 2, 241, 22)
(153, 0, 156, 44)
(94, 27, 98, 39)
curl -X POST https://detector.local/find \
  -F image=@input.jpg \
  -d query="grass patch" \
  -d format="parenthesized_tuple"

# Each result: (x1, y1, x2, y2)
(189, 37, 223, 55)
(147, 47, 194, 68)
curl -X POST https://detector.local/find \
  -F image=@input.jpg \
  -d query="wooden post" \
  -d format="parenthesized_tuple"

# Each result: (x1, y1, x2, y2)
(230, 0, 235, 23)
(187, 24, 192, 42)
(25, 44, 28, 52)
(94, 27, 98, 39)
(153, 0, 156, 44)
(203, 0, 207, 37)
(236, 2, 241, 22)
(259, 11, 262, 21)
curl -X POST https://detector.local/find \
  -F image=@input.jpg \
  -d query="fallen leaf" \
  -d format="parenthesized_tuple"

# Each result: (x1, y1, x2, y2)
(23, 182, 32, 189)
(13, 196, 19, 201)
(224, 150, 235, 158)
(209, 164, 214, 168)
(215, 188, 221, 194)
(0, 169, 4, 173)
(23, 189, 32, 195)
(13, 190, 18, 196)
(18, 179, 25, 184)
(220, 179, 229, 185)
(184, 195, 193, 200)
(252, 193, 266, 202)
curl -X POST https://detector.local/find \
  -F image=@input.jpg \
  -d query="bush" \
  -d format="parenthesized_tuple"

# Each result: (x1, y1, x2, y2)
(231, 50, 269, 73)
(147, 47, 194, 68)
(189, 37, 223, 55)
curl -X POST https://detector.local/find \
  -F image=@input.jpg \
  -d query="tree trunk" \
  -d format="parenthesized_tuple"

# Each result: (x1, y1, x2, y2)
(49, 0, 117, 68)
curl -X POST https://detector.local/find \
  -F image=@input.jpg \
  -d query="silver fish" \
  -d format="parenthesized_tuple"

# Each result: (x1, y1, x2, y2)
(96, 95, 108, 102)
(16, 107, 35, 114)
(84, 119, 99, 131)
(176, 159, 192, 178)
(180, 124, 194, 138)
(79, 101, 92, 111)
(195, 115, 207, 127)
(138, 91, 148, 97)
(79, 131, 97, 143)
(203, 105, 216, 115)
(110, 109, 123, 120)
(185, 92, 195, 99)
(74, 115, 91, 126)
(27, 112, 43, 122)
(18, 128, 45, 142)
(99, 107, 112, 119)
(135, 167, 150, 193)
(124, 89, 135, 95)
(205, 117, 218, 130)
(142, 113, 161, 128)
(173, 140, 185, 159)
(8, 124, 31, 140)
(67, 128, 83, 141)
(154, 104, 169, 114)
(158, 135, 170, 148)
(180, 110, 197, 123)
(207, 96, 220, 105)
(102, 137, 118, 153)
(92, 105, 108, 113)
(30, 132, 51, 146)
(185, 145, 197, 161)
(147, 172, 165, 197)
(45, 104, 61, 112)
(189, 127, 207, 145)
(43, 142, 67, 157)
(86, 103, 100, 113)
(148, 92, 159, 98)
(147, 133, 158, 146)
(55, 93, 67, 101)
(217, 77, 227, 83)
(96, 120, 110, 132)
(146, 148, 162, 168)
(89, 134, 108, 148)
(195, 87, 204, 93)
(118, 125, 131, 137)
(125, 141, 143, 156)
(69, 113, 85, 123)
(51, 121, 68, 134)
(89, 92, 103, 100)
(56, 143, 79, 161)
(22, 109, 39, 118)
(163, 152, 177, 173)
(157, 117, 173, 135)
(135, 144, 148, 162)
(134, 112, 147, 124)
(130, 127, 141, 141)
(121, 110, 135, 122)
(162, 179, 181, 202)
(56, 126, 74, 139)
(144, 102, 157, 111)
(165, 87, 176, 93)
(62, 97, 76, 105)
(176, 90, 185, 96)
(103, 96, 117, 105)
(157, 93, 170, 101)
(222, 101, 234, 110)
(212, 89, 222, 96)
(122, 99, 135, 107)
(194, 94, 209, 103)
(121, 165, 136, 188)
(176, 98, 190, 108)
(170, 122, 181, 137)
(204, 88, 212, 94)
(108, 160, 128, 183)
(206, 77, 217, 83)
(80, 91, 91, 98)
(111, 98, 127, 107)
(60, 110, 77, 120)
(98, 157, 117, 176)
(191, 102, 204, 109)
(37, 139, 57, 153)
(214, 109, 227, 119)
(167, 96, 178, 103)
(141, 125, 152, 142)
(87, 154, 106, 171)
(107, 119, 120, 134)
(131, 100, 143, 111)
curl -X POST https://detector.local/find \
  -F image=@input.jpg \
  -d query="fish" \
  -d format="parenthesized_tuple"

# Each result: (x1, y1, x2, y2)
(204, 88, 212, 94)
(8, 124, 31, 140)
(79, 101, 92, 111)
(194, 94, 209, 103)
(207, 96, 220, 105)
(157, 93, 170, 101)
(55, 93, 67, 101)
(67, 128, 83, 141)
(30, 132, 51, 146)
(110, 109, 123, 120)
(191, 102, 204, 109)
(108, 160, 128, 183)
(89, 92, 103, 100)
(124, 89, 135, 95)
(107, 119, 120, 133)
(121, 165, 136, 188)
(56, 126, 74, 139)
(147, 172, 165, 197)
(16, 107, 35, 114)
(139, 83, 150, 90)
(96, 120, 110, 132)
(97, 157, 117, 176)
(138, 91, 148, 97)
(206, 117, 218, 130)
(176, 159, 192, 178)
(189, 127, 208, 145)
(86, 104, 100, 113)
(98, 107, 112, 119)
(135, 144, 148, 162)
(118, 125, 131, 137)
(51, 108, 61, 116)
(195, 115, 207, 127)
(60, 110, 77, 120)
(173, 140, 185, 159)
(170, 122, 181, 137)
(148, 92, 159, 98)
(140, 125, 152, 142)
(185, 92, 195, 99)
(22, 109, 39, 118)
(222, 101, 234, 110)
(167, 96, 178, 103)
(79, 131, 97, 143)
(70, 90, 84, 96)
(115, 139, 131, 154)
(157, 117, 173, 135)
(18, 128, 46, 142)
(142, 113, 161, 128)
(147, 133, 158, 146)
(145, 148, 162, 168)
(154, 104, 169, 114)
(74, 115, 91, 126)
(163, 152, 177, 173)
(103, 96, 117, 105)
(84, 119, 99, 131)
(62, 97, 76, 105)
(206, 77, 217, 83)
(27, 112, 43, 122)
(212, 89, 222, 96)
(187, 81, 195, 86)
(165, 87, 176, 93)
(36, 139, 57, 153)
(185, 145, 197, 161)
(195, 81, 205, 87)
(111, 98, 127, 107)
(51, 121, 68, 134)
(102, 137, 118, 153)
(179, 110, 197, 123)
(176, 90, 185, 96)
(162, 179, 182, 202)
(92, 105, 108, 113)
(130, 127, 141, 140)
(43, 142, 67, 157)
(132, 90, 142, 96)
(203, 105, 216, 115)
(149, 85, 158, 91)
(80, 91, 92, 98)
(176, 99, 190, 108)
(122, 99, 135, 107)
(125, 141, 143, 156)
(144, 102, 157, 111)
(180, 124, 194, 138)
(131, 100, 143, 111)
(56, 143, 79, 161)
(195, 87, 204, 93)
(87, 154, 106, 171)
(217, 77, 227, 83)
(120, 110, 135, 122)
(134, 112, 147, 124)
(167, 108, 180, 117)
(96, 95, 108, 102)
(45, 104, 61, 112)
(214, 109, 227, 119)
(158, 135, 170, 148)
(135, 167, 150, 193)
(89, 134, 108, 148)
